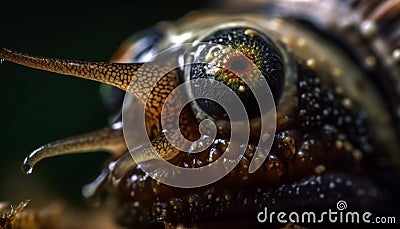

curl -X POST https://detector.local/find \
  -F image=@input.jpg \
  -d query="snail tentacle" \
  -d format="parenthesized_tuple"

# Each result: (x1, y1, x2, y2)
(21, 127, 126, 174)
(0, 46, 179, 106)
(0, 46, 183, 139)
(0, 47, 139, 92)
(111, 133, 181, 182)
(1, 46, 199, 176)
(80, 132, 182, 200)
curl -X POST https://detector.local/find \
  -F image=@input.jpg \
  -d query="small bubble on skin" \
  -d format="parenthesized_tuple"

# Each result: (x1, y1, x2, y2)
(297, 38, 307, 48)
(133, 201, 140, 207)
(344, 141, 354, 152)
(364, 55, 376, 67)
(335, 86, 344, 94)
(281, 37, 292, 46)
(342, 98, 352, 108)
(244, 29, 258, 37)
(314, 165, 326, 174)
(332, 68, 342, 77)
(306, 58, 316, 69)
(352, 149, 363, 162)
(336, 140, 344, 149)
(316, 176, 322, 184)
(360, 20, 377, 37)
(393, 49, 400, 61)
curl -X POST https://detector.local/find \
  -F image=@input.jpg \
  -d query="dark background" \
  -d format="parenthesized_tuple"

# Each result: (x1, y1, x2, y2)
(0, 0, 207, 208)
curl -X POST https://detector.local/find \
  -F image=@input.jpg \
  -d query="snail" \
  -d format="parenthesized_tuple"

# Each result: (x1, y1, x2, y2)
(1, 0, 400, 228)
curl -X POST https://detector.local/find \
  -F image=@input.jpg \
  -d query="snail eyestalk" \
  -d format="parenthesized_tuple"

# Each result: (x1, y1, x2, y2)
(0, 46, 179, 105)
(21, 127, 126, 175)
(0, 47, 138, 91)
(111, 133, 181, 182)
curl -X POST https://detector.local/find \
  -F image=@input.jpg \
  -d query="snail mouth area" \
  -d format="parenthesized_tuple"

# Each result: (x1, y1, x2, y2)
(109, 125, 384, 227)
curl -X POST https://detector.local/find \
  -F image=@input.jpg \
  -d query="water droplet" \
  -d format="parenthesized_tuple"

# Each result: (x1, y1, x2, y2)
(26, 167, 33, 175)
(0, 58, 4, 64)
(21, 163, 33, 175)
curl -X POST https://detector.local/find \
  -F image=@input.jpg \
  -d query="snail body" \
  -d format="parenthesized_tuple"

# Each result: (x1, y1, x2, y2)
(1, 0, 399, 228)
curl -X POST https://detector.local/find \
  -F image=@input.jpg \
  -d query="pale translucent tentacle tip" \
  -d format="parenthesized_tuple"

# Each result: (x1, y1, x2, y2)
(21, 147, 43, 175)
(82, 169, 108, 198)
(82, 169, 109, 206)
(21, 157, 34, 175)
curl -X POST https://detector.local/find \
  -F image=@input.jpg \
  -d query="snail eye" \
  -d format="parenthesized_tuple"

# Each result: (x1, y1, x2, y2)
(189, 27, 284, 120)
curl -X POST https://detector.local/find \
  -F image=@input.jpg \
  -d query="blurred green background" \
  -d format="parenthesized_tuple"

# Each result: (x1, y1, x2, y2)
(0, 0, 205, 209)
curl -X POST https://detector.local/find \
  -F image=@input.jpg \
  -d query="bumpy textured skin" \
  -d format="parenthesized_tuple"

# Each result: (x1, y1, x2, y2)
(110, 62, 388, 228)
